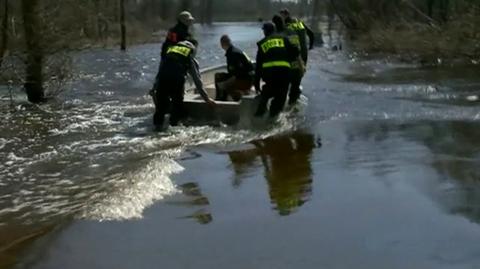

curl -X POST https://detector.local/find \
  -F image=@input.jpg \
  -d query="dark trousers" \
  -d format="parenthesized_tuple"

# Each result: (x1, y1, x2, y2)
(289, 68, 304, 105)
(255, 71, 290, 118)
(215, 72, 253, 101)
(302, 54, 308, 65)
(153, 77, 185, 127)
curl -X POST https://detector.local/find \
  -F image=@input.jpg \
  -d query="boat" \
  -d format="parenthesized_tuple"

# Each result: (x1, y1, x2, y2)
(183, 64, 260, 125)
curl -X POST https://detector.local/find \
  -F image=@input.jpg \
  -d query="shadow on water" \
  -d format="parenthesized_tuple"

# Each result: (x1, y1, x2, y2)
(228, 131, 319, 216)
(0, 224, 58, 269)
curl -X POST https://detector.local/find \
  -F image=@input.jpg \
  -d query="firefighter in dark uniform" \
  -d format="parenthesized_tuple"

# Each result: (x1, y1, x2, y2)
(151, 40, 215, 129)
(254, 22, 299, 118)
(161, 11, 196, 59)
(280, 9, 315, 64)
(280, 9, 315, 105)
(272, 15, 306, 106)
(215, 35, 255, 101)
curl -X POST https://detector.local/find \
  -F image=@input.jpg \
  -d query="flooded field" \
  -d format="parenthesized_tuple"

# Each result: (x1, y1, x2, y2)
(1, 23, 480, 269)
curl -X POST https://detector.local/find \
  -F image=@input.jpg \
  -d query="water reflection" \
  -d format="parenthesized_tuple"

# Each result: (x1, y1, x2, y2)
(0, 223, 56, 269)
(176, 183, 213, 225)
(228, 131, 318, 216)
(413, 121, 480, 223)
(344, 120, 480, 224)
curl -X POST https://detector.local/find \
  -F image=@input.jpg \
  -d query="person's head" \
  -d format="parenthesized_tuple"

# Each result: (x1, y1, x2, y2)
(190, 39, 199, 48)
(220, 35, 232, 51)
(279, 8, 290, 20)
(262, 22, 276, 37)
(178, 11, 195, 26)
(272, 15, 285, 32)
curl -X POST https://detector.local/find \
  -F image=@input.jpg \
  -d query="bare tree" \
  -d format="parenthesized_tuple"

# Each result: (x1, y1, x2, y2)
(120, 0, 126, 50)
(199, 0, 214, 24)
(439, 0, 450, 23)
(179, 0, 192, 12)
(159, 0, 171, 21)
(22, 0, 45, 103)
(0, 0, 9, 68)
(427, 0, 435, 17)
(206, 0, 213, 24)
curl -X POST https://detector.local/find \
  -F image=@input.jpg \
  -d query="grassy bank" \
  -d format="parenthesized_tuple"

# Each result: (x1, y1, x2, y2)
(332, 0, 480, 65)
(356, 16, 479, 65)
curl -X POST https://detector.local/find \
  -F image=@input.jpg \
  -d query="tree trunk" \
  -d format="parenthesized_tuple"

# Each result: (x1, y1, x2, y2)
(159, 0, 170, 21)
(199, 0, 206, 24)
(298, 0, 308, 18)
(21, 0, 44, 103)
(94, 0, 101, 39)
(312, 0, 321, 18)
(205, 0, 213, 24)
(439, 0, 449, 23)
(0, 0, 9, 68)
(179, 0, 192, 12)
(427, 0, 435, 18)
(329, 0, 357, 30)
(311, 0, 322, 30)
(120, 0, 126, 51)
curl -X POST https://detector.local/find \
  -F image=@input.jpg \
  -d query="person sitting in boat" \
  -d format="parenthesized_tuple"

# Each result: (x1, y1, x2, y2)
(151, 40, 216, 129)
(214, 35, 255, 101)
(254, 22, 299, 118)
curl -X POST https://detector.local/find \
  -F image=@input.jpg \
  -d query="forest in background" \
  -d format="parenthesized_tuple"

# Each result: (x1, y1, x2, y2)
(0, 0, 325, 103)
(331, 0, 480, 63)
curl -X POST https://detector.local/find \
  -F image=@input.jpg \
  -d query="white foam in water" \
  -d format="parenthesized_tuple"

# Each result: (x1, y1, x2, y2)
(0, 87, 307, 224)
(75, 114, 302, 222)
(0, 138, 6, 150)
(466, 95, 479, 102)
(81, 155, 181, 221)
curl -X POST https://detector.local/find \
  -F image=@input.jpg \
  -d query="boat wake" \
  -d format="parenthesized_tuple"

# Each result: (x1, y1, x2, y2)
(0, 95, 306, 224)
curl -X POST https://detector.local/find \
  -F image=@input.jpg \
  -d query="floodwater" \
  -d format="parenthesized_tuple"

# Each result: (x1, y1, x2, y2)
(1, 23, 480, 269)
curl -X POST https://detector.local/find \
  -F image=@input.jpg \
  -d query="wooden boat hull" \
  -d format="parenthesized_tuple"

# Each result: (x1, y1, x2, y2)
(183, 65, 259, 125)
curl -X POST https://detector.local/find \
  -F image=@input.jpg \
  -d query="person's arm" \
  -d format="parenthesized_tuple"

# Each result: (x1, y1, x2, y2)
(188, 58, 215, 105)
(239, 51, 254, 76)
(254, 47, 263, 93)
(304, 22, 315, 50)
(161, 41, 169, 59)
(161, 29, 178, 58)
(239, 51, 253, 68)
(225, 54, 236, 78)
(151, 63, 162, 92)
(285, 37, 300, 62)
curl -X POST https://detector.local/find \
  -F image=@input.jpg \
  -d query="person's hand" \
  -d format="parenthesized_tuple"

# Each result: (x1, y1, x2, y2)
(255, 85, 261, 94)
(301, 62, 307, 75)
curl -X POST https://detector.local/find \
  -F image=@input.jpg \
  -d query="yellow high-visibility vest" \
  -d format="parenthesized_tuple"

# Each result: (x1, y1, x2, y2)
(167, 45, 192, 57)
(287, 21, 305, 31)
(262, 61, 291, 68)
(260, 38, 285, 53)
